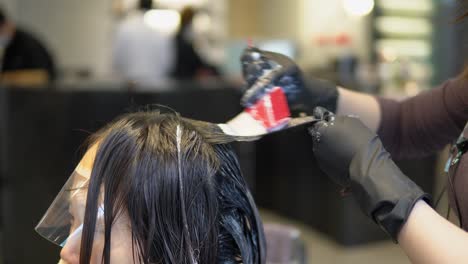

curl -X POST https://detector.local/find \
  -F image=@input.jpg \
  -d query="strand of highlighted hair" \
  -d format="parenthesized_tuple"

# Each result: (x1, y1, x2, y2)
(176, 125, 197, 264)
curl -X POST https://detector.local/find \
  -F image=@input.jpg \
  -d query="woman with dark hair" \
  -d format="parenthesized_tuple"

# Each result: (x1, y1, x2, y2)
(240, 18, 468, 264)
(36, 111, 265, 264)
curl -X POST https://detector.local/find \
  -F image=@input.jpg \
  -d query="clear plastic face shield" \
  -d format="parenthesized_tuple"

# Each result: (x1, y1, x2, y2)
(36, 144, 135, 263)
(35, 125, 194, 263)
(35, 144, 98, 248)
(36, 124, 203, 260)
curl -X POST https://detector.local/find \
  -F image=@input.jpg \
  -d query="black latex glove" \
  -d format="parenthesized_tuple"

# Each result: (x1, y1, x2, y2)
(309, 107, 431, 241)
(239, 47, 339, 115)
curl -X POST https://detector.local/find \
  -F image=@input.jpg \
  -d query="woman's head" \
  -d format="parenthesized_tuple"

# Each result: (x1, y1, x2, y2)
(179, 6, 196, 30)
(40, 111, 265, 264)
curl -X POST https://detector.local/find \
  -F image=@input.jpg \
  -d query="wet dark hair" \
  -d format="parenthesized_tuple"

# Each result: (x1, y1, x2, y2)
(79, 111, 266, 264)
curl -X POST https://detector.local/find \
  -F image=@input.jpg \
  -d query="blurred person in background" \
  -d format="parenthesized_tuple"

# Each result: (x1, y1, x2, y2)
(171, 6, 219, 81)
(0, 7, 56, 86)
(112, 0, 174, 86)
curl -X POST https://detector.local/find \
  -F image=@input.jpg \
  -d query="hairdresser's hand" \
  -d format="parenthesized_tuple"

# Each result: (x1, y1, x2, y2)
(240, 47, 338, 115)
(309, 107, 431, 241)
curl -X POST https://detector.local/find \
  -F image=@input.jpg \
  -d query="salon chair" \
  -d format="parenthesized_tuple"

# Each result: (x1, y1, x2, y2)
(264, 223, 307, 264)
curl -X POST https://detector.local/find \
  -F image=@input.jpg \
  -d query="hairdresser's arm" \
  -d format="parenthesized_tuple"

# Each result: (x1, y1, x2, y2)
(239, 48, 468, 158)
(335, 87, 381, 131)
(399, 200, 468, 263)
(309, 110, 468, 263)
(376, 78, 468, 159)
(309, 109, 430, 241)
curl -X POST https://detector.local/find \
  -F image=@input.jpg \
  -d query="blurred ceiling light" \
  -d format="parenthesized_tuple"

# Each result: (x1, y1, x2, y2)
(343, 0, 375, 17)
(144, 9, 180, 34)
(376, 17, 432, 37)
(376, 0, 433, 14)
(376, 39, 431, 59)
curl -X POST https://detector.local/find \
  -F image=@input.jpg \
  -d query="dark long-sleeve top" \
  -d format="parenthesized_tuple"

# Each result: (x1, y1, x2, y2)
(2, 29, 56, 80)
(376, 77, 468, 229)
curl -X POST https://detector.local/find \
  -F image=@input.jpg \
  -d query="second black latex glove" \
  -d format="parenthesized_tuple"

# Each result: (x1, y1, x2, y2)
(309, 108, 431, 241)
(240, 47, 339, 115)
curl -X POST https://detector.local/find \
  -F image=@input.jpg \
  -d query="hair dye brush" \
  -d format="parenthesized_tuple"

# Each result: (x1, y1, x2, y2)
(218, 87, 320, 141)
